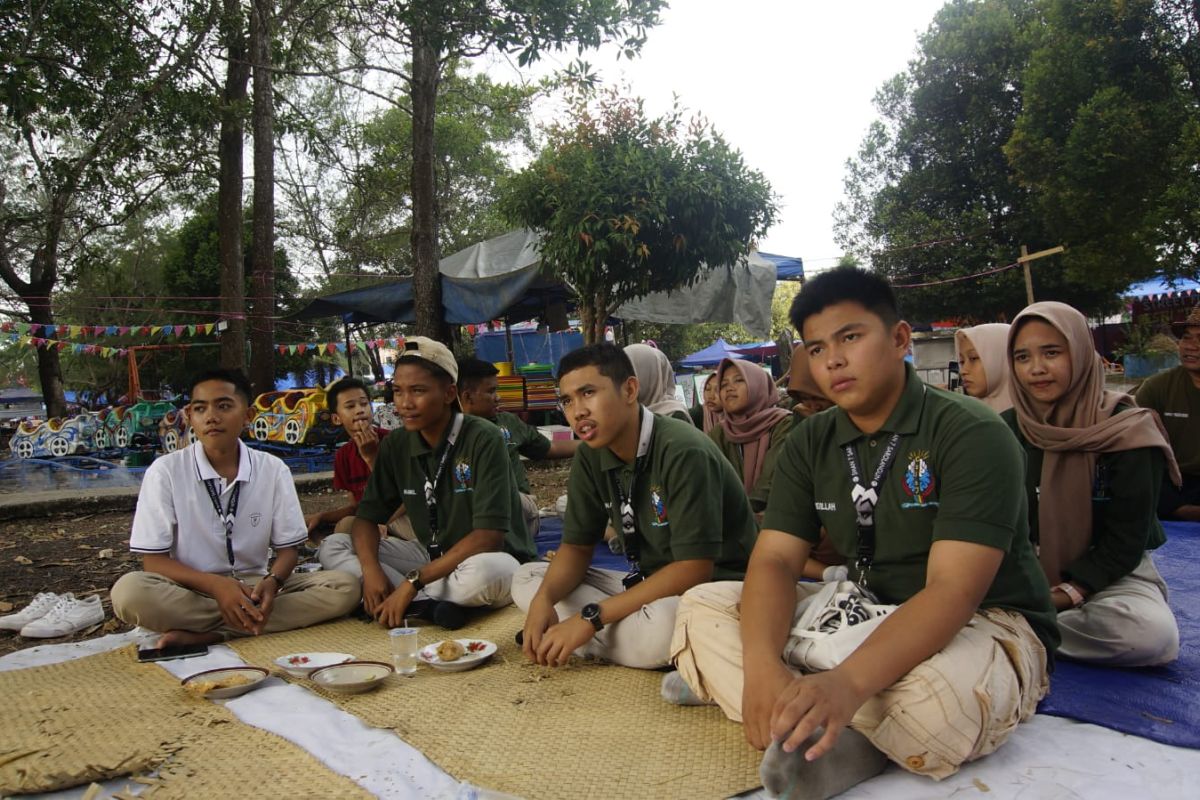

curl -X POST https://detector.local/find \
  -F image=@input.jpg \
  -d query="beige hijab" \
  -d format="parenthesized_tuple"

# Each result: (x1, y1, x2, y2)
(624, 344, 689, 418)
(955, 323, 1012, 413)
(787, 345, 824, 399)
(1008, 302, 1181, 585)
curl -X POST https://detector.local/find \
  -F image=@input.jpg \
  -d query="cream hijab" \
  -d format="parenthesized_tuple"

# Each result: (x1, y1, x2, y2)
(624, 344, 689, 418)
(1008, 302, 1181, 585)
(955, 323, 1012, 413)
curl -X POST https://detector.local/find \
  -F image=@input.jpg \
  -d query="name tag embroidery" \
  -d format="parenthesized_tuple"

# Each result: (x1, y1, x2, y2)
(815, 502, 837, 512)
(1164, 412, 1189, 419)
(403, 488, 418, 496)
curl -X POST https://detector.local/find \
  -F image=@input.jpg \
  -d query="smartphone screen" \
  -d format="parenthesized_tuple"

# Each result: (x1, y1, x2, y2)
(137, 643, 210, 662)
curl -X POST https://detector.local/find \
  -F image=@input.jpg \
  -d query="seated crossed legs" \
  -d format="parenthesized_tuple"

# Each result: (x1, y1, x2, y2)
(319, 533, 519, 611)
(112, 569, 360, 644)
(512, 562, 679, 669)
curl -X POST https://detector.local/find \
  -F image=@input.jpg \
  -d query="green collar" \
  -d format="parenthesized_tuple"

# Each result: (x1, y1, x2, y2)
(408, 410, 460, 457)
(833, 363, 927, 446)
(598, 406, 654, 473)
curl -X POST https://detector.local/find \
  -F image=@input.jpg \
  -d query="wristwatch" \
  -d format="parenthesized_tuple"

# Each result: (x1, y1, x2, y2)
(580, 602, 604, 632)
(405, 569, 425, 593)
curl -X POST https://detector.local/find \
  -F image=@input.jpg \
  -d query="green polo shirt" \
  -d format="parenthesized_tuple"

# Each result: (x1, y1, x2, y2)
(490, 411, 552, 495)
(762, 365, 1059, 657)
(1002, 407, 1167, 595)
(562, 410, 758, 580)
(1135, 366, 1200, 477)
(709, 414, 796, 512)
(358, 412, 534, 561)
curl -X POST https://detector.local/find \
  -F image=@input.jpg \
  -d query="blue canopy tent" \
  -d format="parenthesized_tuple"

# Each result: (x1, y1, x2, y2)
(677, 338, 748, 369)
(758, 252, 804, 281)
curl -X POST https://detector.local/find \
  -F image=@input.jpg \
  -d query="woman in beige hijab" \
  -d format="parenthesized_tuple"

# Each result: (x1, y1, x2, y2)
(1004, 301, 1181, 666)
(624, 344, 691, 423)
(955, 323, 1012, 412)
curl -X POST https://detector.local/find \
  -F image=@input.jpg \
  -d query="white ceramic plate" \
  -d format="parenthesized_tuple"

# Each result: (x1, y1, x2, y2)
(181, 666, 269, 699)
(418, 639, 497, 672)
(309, 660, 393, 694)
(274, 651, 354, 678)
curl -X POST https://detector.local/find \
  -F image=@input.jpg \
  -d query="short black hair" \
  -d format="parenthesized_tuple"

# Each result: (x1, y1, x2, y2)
(189, 368, 253, 405)
(395, 355, 453, 384)
(326, 377, 370, 413)
(558, 343, 635, 388)
(790, 266, 901, 337)
(457, 357, 499, 393)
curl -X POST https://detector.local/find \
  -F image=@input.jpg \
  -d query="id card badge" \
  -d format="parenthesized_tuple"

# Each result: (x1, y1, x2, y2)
(427, 541, 443, 559)
(622, 570, 644, 589)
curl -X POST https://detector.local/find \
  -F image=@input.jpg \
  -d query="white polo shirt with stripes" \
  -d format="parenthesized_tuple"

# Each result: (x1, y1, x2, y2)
(130, 440, 308, 575)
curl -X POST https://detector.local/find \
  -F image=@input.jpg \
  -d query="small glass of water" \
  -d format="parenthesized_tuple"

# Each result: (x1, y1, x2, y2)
(389, 627, 419, 676)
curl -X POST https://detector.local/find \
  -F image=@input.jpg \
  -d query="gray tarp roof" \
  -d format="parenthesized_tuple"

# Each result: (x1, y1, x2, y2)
(292, 229, 784, 337)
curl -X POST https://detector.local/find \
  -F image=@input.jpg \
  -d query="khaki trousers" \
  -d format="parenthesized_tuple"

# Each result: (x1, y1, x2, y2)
(317, 533, 518, 608)
(1058, 553, 1179, 666)
(333, 511, 416, 540)
(670, 581, 1049, 780)
(511, 562, 678, 669)
(111, 569, 361, 639)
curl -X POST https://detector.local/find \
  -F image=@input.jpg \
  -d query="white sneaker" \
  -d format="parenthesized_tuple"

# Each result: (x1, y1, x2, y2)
(20, 594, 104, 638)
(0, 592, 61, 631)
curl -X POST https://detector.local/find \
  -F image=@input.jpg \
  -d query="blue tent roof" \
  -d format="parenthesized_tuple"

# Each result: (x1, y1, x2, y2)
(759, 252, 804, 281)
(1126, 278, 1200, 297)
(678, 338, 748, 369)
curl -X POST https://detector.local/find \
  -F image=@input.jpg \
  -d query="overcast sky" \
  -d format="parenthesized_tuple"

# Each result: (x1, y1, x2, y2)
(489, 0, 948, 274)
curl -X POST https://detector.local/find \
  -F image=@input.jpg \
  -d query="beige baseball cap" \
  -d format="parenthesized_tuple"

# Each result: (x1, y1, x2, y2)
(396, 336, 458, 382)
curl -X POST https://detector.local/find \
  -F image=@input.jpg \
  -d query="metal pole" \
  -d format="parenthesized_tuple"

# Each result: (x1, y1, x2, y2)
(344, 319, 354, 378)
(1021, 245, 1034, 306)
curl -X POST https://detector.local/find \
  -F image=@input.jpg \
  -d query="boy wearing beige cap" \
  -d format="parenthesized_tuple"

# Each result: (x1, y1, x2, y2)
(318, 337, 533, 629)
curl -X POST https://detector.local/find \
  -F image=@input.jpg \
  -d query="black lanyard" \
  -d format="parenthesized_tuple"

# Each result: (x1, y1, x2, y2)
(203, 478, 242, 573)
(607, 408, 655, 587)
(418, 412, 464, 558)
(843, 433, 902, 588)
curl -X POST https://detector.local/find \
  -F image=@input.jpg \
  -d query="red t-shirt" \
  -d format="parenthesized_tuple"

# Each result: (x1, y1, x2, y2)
(333, 427, 390, 504)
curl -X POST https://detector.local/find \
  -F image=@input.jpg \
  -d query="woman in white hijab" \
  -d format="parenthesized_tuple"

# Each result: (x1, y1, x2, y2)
(955, 323, 1013, 413)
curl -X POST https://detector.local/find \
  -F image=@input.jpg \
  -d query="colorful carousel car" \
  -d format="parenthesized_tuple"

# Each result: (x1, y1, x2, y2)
(157, 408, 196, 453)
(117, 400, 176, 448)
(249, 388, 341, 446)
(9, 414, 99, 459)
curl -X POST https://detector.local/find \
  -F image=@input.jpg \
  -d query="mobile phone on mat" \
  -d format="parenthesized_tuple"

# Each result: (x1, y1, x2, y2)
(137, 643, 210, 662)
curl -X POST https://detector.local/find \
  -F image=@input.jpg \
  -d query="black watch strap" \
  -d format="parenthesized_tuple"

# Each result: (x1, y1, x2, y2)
(581, 603, 603, 632)
(406, 569, 425, 592)
(263, 573, 283, 588)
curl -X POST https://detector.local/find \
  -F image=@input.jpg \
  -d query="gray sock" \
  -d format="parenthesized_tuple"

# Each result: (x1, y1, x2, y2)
(659, 671, 713, 706)
(759, 728, 887, 799)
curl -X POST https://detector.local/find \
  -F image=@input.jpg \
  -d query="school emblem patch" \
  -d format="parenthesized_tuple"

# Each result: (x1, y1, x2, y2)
(250, 512, 262, 527)
(453, 461, 473, 492)
(901, 450, 938, 508)
(499, 425, 513, 445)
(650, 486, 669, 527)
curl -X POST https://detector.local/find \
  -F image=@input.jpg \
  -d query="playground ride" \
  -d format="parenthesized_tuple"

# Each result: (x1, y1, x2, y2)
(249, 388, 341, 446)
(9, 414, 100, 459)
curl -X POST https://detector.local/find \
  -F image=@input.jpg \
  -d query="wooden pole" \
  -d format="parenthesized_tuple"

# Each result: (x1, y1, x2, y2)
(1017, 245, 1065, 307)
(1021, 245, 1033, 305)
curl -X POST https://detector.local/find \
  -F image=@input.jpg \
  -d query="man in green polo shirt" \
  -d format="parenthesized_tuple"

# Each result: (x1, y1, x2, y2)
(514, 343, 757, 670)
(318, 338, 532, 630)
(669, 267, 1058, 799)
(456, 357, 579, 537)
(1135, 304, 1200, 521)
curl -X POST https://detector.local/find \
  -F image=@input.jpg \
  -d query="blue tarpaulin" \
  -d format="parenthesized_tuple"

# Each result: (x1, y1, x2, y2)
(759, 252, 805, 281)
(677, 338, 748, 369)
(473, 329, 585, 375)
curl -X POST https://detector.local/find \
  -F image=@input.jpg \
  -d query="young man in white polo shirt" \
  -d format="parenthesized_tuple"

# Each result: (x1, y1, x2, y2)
(111, 369, 360, 648)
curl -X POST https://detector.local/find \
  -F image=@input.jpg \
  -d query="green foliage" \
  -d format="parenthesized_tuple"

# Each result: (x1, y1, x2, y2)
(835, 0, 1200, 323)
(329, 65, 535, 277)
(502, 89, 777, 342)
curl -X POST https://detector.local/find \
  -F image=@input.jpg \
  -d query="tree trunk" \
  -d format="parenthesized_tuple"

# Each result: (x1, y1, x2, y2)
(409, 29, 446, 341)
(218, 0, 250, 371)
(249, 0, 276, 396)
(27, 298, 67, 418)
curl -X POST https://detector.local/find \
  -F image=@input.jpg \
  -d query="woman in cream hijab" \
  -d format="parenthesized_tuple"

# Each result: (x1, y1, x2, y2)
(624, 344, 691, 423)
(954, 323, 1012, 412)
(1004, 301, 1181, 666)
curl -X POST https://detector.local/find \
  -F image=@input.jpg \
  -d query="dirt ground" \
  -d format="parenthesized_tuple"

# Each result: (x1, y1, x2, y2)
(0, 460, 571, 657)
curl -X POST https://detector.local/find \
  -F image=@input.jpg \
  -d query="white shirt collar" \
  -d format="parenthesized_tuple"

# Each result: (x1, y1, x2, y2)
(192, 440, 253, 487)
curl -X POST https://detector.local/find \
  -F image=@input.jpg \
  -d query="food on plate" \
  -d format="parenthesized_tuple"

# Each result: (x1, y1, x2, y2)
(288, 655, 311, 665)
(186, 674, 254, 696)
(436, 640, 467, 662)
(466, 641, 487, 653)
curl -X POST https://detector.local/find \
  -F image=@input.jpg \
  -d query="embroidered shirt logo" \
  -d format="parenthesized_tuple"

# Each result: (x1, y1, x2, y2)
(815, 502, 837, 512)
(901, 450, 938, 508)
(499, 425, 513, 445)
(650, 486, 669, 527)
(453, 461, 473, 493)
(249, 512, 262, 527)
